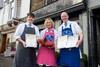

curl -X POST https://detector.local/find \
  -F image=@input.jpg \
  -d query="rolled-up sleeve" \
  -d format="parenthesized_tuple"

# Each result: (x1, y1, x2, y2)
(58, 26, 62, 37)
(40, 30, 45, 39)
(73, 22, 82, 33)
(14, 24, 24, 40)
(35, 26, 40, 37)
(54, 30, 58, 40)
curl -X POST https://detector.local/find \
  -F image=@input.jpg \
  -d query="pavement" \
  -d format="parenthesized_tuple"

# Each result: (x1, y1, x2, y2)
(0, 54, 13, 67)
(0, 53, 89, 67)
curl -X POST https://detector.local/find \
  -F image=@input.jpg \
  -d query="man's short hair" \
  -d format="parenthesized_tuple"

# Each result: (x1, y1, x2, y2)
(27, 12, 35, 18)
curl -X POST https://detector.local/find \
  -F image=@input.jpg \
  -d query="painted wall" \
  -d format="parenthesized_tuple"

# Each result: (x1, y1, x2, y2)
(88, 0, 100, 8)
(0, 0, 18, 26)
(19, 0, 30, 18)
(0, 4, 9, 25)
(0, 9, 4, 26)
(79, 12, 88, 56)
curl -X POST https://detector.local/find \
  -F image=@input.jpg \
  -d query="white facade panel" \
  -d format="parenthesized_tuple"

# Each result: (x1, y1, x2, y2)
(0, 9, 4, 26)
(2, 5, 9, 25)
(0, 5, 9, 26)
(20, 0, 30, 18)
(55, 20, 61, 30)
(88, 0, 100, 8)
(0, 0, 16, 26)
(79, 12, 88, 56)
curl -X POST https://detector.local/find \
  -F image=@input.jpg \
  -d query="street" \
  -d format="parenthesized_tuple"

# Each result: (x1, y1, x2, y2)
(0, 54, 13, 67)
(0, 53, 86, 67)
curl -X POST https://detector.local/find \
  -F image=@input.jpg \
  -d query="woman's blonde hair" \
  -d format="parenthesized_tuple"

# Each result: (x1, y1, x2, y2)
(44, 17, 54, 28)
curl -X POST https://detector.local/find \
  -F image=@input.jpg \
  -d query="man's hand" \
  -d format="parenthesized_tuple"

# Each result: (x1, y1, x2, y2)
(76, 32, 83, 47)
(22, 41, 26, 47)
(76, 40, 81, 47)
(17, 38, 26, 47)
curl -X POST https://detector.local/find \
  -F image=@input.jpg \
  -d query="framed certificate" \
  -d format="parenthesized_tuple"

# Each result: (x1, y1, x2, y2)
(57, 35, 78, 49)
(25, 34, 37, 48)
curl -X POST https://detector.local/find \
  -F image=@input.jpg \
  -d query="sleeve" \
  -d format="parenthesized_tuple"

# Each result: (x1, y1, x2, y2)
(58, 26, 62, 37)
(40, 30, 45, 39)
(35, 26, 40, 37)
(14, 24, 24, 40)
(54, 29, 58, 40)
(73, 22, 82, 34)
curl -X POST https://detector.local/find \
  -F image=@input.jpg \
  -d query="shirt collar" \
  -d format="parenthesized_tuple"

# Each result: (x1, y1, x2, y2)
(25, 22, 35, 27)
(45, 28, 54, 32)
(62, 20, 70, 27)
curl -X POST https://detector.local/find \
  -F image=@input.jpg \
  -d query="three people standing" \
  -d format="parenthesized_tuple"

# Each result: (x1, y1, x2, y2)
(13, 11, 83, 67)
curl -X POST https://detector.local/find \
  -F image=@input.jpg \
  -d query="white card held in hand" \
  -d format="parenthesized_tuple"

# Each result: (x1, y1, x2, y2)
(25, 34, 37, 48)
(57, 35, 78, 49)
(57, 35, 67, 49)
(66, 35, 78, 48)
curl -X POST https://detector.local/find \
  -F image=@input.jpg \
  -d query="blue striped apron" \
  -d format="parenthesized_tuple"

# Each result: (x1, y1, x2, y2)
(58, 24, 80, 67)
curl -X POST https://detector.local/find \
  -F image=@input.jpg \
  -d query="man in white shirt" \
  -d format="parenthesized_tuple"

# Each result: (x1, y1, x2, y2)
(13, 13, 39, 67)
(57, 12, 83, 67)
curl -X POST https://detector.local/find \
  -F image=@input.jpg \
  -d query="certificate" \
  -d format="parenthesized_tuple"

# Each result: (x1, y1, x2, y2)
(25, 34, 37, 48)
(57, 35, 67, 49)
(66, 35, 78, 48)
(57, 35, 78, 49)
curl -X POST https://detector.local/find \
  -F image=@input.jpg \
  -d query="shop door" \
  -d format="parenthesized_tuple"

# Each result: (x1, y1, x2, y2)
(92, 8, 100, 66)
(1, 34, 7, 53)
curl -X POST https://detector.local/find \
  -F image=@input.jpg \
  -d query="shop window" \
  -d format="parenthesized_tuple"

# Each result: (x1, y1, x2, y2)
(9, 0, 14, 3)
(9, 0, 14, 20)
(0, 0, 3, 9)
(4, 0, 9, 3)
(31, 0, 44, 12)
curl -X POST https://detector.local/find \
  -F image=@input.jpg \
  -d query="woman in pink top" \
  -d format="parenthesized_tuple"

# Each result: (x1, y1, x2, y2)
(37, 18, 58, 67)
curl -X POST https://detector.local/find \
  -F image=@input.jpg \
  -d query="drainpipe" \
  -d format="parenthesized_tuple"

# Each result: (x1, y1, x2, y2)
(29, 0, 32, 13)
(85, 0, 91, 67)
(83, 0, 90, 67)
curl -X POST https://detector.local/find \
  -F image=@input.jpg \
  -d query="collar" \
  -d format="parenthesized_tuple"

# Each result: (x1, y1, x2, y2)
(25, 22, 35, 27)
(62, 20, 71, 27)
(45, 28, 54, 32)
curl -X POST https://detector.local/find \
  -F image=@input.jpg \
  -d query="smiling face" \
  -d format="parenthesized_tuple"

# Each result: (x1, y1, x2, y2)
(27, 16, 35, 23)
(26, 13, 35, 23)
(61, 12, 69, 23)
(44, 18, 54, 29)
(46, 20, 52, 29)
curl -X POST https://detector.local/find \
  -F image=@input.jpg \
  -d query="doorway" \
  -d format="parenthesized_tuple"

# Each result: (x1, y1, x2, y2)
(92, 8, 100, 66)
(0, 34, 7, 53)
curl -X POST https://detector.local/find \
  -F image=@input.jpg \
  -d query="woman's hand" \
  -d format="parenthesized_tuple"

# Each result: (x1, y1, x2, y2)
(37, 39, 45, 46)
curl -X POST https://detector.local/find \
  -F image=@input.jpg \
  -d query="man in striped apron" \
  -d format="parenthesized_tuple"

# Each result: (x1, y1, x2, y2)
(58, 12, 83, 67)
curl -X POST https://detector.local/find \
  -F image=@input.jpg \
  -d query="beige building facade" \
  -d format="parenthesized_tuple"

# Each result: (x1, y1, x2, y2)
(2, 0, 100, 67)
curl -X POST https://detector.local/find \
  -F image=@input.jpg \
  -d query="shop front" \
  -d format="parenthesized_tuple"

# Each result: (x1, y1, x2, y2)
(88, 7, 100, 67)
